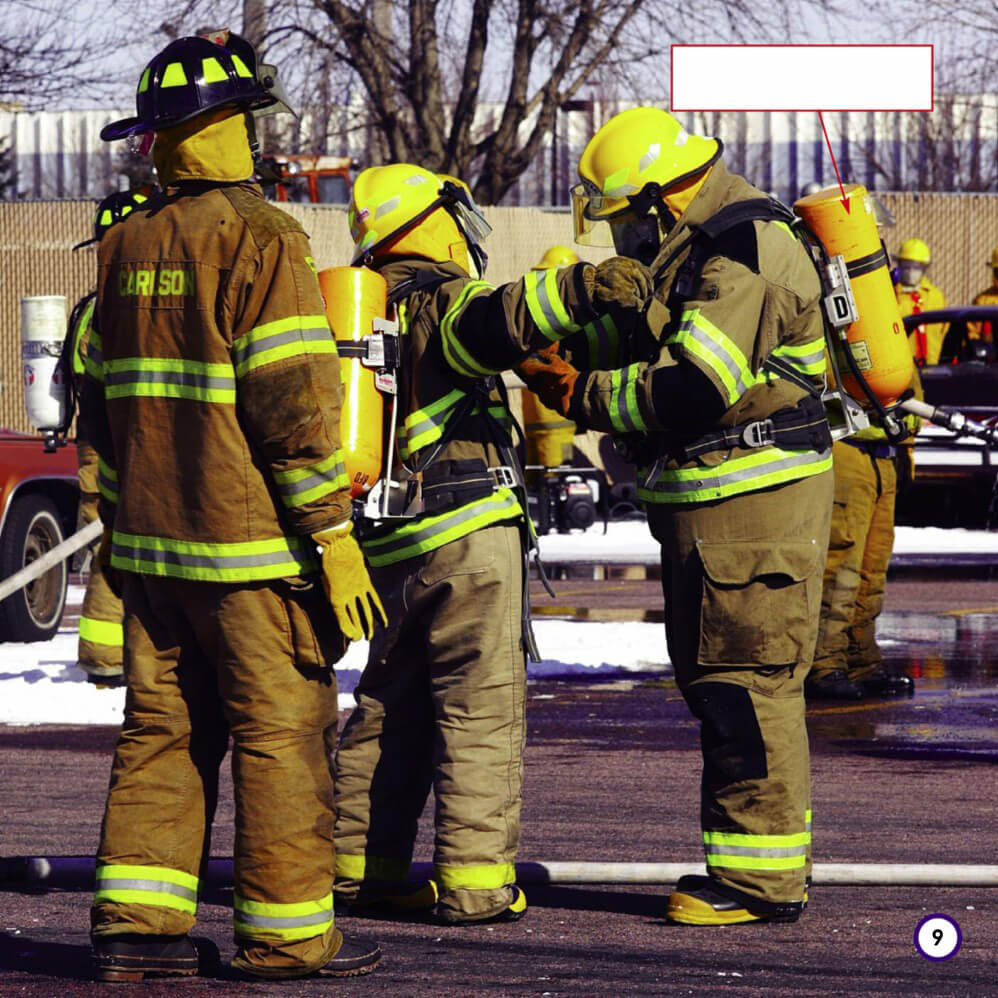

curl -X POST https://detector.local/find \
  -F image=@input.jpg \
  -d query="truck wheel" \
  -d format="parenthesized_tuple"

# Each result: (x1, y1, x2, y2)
(0, 496, 68, 642)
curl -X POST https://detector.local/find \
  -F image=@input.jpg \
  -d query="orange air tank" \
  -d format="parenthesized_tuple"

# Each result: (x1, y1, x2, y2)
(794, 184, 913, 407)
(318, 265, 386, 498)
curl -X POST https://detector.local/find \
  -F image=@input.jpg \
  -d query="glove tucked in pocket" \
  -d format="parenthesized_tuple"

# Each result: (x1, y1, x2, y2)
(696, 538, 822, 667)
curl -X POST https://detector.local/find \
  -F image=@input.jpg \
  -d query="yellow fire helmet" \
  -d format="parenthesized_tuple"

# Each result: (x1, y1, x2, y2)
(572, 106, 721, 246)
(348, 164, 491, 275)
(533, 245, 580, 270)
(898, 237, 931, 265)
(989, 244, 998, 268)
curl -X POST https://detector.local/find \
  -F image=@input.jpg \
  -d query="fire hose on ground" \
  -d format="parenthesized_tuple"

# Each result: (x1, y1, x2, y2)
(1, 856, 997, 889)
(0, 518, 103, 605)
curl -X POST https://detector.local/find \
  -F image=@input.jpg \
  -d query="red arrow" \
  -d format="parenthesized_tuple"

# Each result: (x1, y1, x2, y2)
(818, 111, 850, 214)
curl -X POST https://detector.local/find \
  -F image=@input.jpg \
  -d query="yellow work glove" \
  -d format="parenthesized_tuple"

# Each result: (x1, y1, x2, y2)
(585, 256, 655, 311)
(312, 522, 387, 642)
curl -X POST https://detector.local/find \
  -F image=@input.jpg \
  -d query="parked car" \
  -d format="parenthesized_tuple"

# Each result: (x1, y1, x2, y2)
(0, 432, 78, 640)
(895, 306, 998, 529)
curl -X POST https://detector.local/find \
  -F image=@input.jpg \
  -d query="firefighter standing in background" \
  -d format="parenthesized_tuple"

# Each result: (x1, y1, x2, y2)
(68, 189, 152, 687)
(519, 107, 834, 924)
(894, 238, 948, 365)
(333, 165, 652, 925)
(84, 34, 383, 981)
(967, 245, 998, 345)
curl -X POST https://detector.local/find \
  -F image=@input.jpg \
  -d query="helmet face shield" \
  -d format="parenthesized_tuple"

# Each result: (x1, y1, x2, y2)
(609, 213, 661, 265)
(572, 183, 617, 247)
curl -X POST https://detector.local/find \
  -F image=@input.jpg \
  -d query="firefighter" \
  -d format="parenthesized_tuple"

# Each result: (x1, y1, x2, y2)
(68, 189, 153, 687)
(533, 245, 580, 270)
(519, 106, 834, 924)
(84, 34, 383, 981)
(967, 245, 998, 345)
(806, 379, 921, 701)
(894, 238, 948, 365)
(332, 164, 652, 925)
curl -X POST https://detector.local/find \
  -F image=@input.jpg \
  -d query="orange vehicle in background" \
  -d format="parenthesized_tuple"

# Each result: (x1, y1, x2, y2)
(260, 154, 355, 204)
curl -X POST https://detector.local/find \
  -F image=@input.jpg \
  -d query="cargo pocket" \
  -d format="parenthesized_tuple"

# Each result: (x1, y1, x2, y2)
(696, 538, 821, 667)
(281, 578, 349, 670)
(417, 530, 497, 587)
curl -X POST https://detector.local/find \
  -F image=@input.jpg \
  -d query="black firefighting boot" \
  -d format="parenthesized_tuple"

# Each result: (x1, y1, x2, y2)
(92, 933, 219, 982)
(232, 931, 382, 980)
(857, 667, 915, 698)
(666, 875, 803, 926)
(439, 885, 528, 925)
(343, 879, 439, 919)
(804, 669, 862, 701)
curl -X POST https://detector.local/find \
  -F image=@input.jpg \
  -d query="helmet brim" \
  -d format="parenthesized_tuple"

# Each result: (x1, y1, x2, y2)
(100, 116, 149, 141)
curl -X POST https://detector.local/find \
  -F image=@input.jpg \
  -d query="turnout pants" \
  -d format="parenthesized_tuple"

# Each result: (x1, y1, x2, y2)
(334, 524, 525, 922)
(92, 573, 345, 978)
(812, 441, 897, 680)
(648, 471, 832, 906)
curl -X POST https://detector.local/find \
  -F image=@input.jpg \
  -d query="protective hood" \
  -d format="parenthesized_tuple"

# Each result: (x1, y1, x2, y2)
(152, 107, 254, 186)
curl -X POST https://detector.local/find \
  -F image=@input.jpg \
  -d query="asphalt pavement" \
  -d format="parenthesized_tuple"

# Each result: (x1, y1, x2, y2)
(1, 574, 996, 996)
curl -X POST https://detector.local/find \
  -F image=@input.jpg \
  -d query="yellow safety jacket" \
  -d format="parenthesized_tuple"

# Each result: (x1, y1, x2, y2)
(895, 278, 947, 365)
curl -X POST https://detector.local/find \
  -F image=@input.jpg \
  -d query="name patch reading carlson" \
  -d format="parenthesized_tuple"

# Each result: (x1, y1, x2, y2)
(119, 267, 196, 297)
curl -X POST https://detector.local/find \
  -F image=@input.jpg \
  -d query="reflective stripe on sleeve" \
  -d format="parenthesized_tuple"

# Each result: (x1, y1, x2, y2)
(94, 863, 199, 915)
(703, 830, 809, 872)
(97, 456, 119, 504)
(72, 299, 96, 376)
(104, 358, 236, 403)
(84, 327, 104, 382)
(524, 268, 581, 342)
(771, 337, 827, 377)
(400, 388, 467, 459)
(272, 450, 349, 508)
(232, 315, 336, 377)
(608, 363, 649, 434)
(439, 281, 497, 378)
(638, 447, 833, 505)
(110, 531, 318, 582)
(671, 308, 756, 406)
(361, 490, 521, 567)
(583, 313, 619, 369)
(79, 615, 123, 648)
(233, 891, 333, 942)
(434, 862, 516, 891)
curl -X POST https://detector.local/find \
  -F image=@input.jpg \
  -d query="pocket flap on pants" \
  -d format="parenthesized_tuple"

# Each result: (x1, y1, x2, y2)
(696, 539, 820, 587)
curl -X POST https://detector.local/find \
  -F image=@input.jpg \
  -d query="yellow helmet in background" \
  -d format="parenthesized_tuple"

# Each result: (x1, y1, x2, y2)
(572, 106, 721, 247)
(533, 245, 580, 270)
(898, 237, 931, 265)
(348, 164, 491, 274)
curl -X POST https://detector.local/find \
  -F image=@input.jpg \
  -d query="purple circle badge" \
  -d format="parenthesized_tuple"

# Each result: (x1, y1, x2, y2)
(914, 913, 962, 961)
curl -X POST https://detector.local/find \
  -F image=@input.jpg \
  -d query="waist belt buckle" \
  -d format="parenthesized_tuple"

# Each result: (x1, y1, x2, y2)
(742, 418, 775, 448)
(490, 465, 517, 489)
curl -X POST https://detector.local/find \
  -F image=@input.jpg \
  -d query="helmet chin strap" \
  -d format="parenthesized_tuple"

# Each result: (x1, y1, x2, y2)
(244, 111, 282, 184)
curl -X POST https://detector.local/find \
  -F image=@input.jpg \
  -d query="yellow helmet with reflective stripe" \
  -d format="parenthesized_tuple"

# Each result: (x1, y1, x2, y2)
(533, 245, 580, 270)
(575, 107, 720, 222)
(898, 237, 931, 265)
(349, 164, 491, 274)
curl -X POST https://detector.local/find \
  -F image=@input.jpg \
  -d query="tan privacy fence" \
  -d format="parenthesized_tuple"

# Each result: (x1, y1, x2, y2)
(2, 193, 997, 432)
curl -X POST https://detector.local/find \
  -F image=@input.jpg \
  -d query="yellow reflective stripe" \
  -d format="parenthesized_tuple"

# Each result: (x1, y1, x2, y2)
(94, 864, 199, 915)
(583, 313, 619, 368)
(137, 67, 151, 93)
(110, 531, 318, 582)
(403, 389, 466, 454)
(434, 862, 516, 891)
(272, 451, 349, 507)
(705, 853, 806, 871)
(201, 57, 228, 83)
(608, 364, 648, 434)
(79, 616, 123, 647)
(335, 854, 411, 883)
(159, 62, 189, 88)
(97, 456, 119, 504)
(233, 891, 333, 941)
(524, 269, 580, 342)
(772, 337, 827, 376)
(361, 490, 522, 567)
(772, 220, 795, 241)
(232, 314, 335, 376)
(703, 830, 810, 849)
(72, 299, 95, 376)
(104, 357, 236, 404)
(673, 309, 756, 406)
(638, 448, 833, 505)
(230, 54, 253, 78)
(84, 326, 104, 382)
(439, 281, 496, 378)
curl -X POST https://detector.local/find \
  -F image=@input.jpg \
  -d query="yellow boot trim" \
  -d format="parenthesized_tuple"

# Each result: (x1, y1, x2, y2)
(666, 890, 764, 926)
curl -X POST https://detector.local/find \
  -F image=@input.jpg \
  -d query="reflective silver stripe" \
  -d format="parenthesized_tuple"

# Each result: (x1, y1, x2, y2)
(231, 325, 331, 371)
(676, 316, 754, 400)
(532, 271, 579, 339)
(111, 540, 314, 572)
(105, 368, 236, 392)
(275, 461, 347, 499)
(97, 878, 198, 902)
(703, 844, 807, 858)
(646, 449, 831, 496)
(234, 909, 332, 929)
